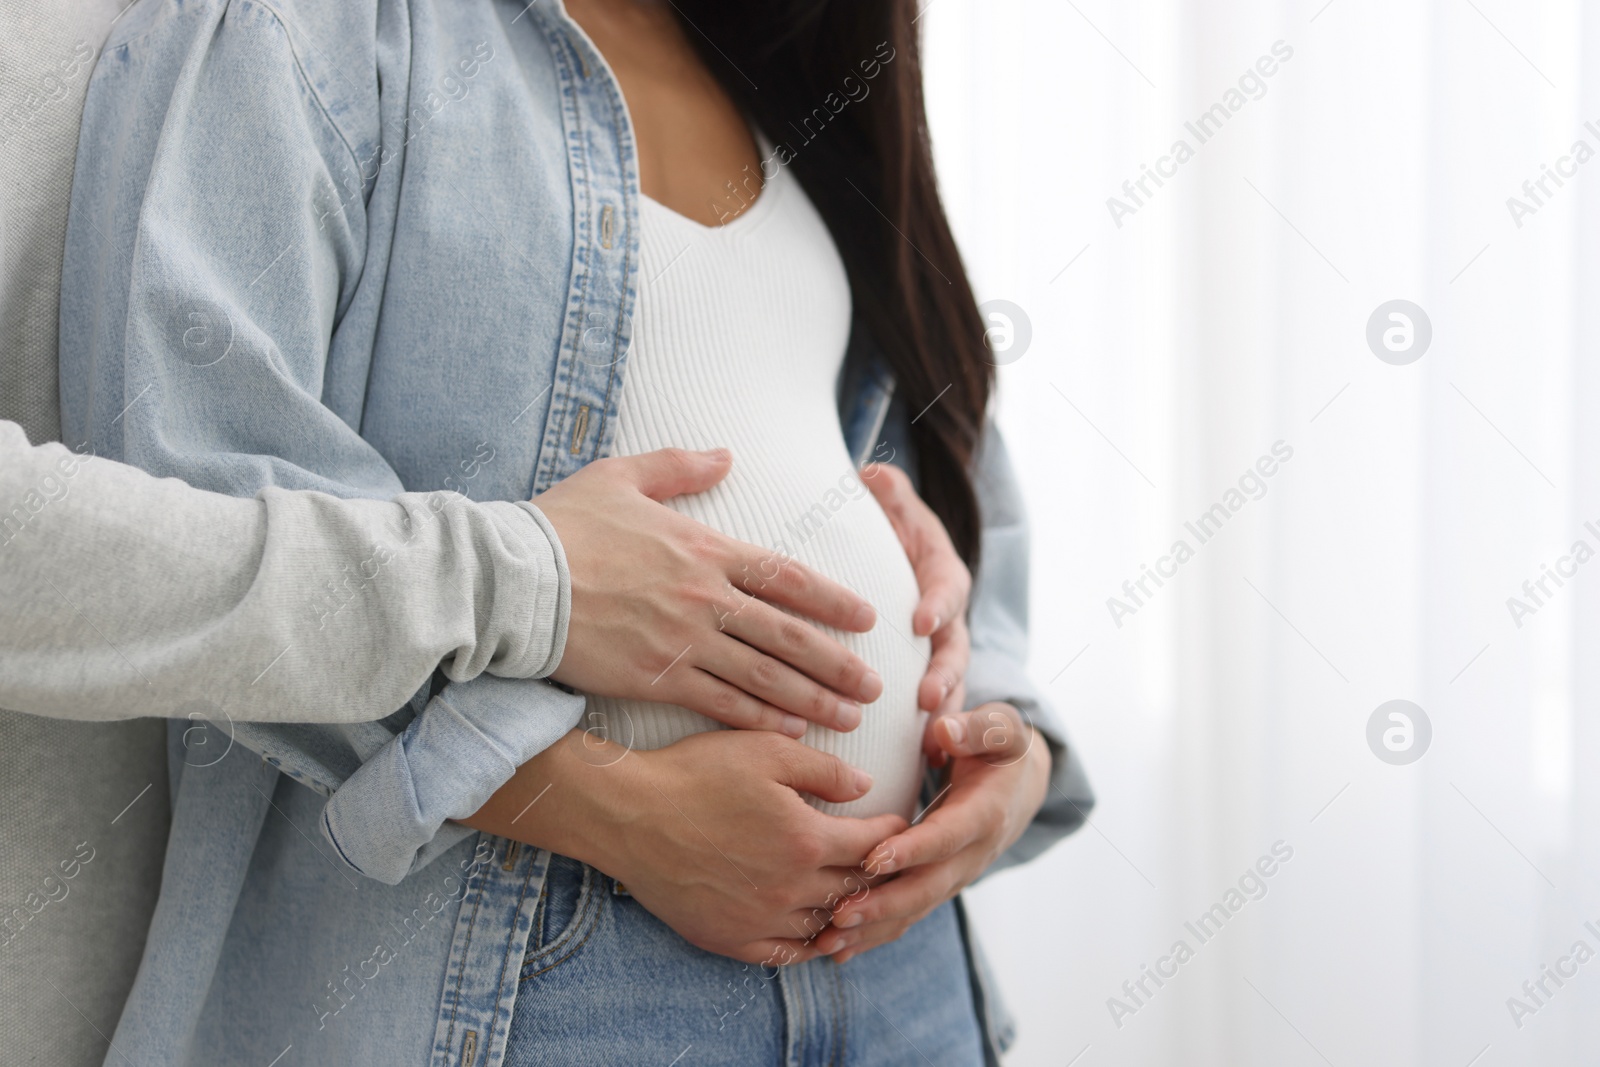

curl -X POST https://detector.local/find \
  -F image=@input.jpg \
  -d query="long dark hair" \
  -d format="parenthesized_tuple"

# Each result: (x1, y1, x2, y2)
(673, 0, 994, 567)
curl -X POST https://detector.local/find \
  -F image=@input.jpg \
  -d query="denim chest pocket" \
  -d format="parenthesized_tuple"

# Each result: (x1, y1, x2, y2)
(521, 853, 605, 980)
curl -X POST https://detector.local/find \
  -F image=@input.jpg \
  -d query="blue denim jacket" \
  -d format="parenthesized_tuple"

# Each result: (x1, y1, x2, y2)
(59, 1, 1093, 1064)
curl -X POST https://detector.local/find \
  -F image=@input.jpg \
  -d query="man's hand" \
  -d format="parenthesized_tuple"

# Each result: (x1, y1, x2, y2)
(862, 462, 971, 764)
(814, 703, 1051, 963)
(463, 728, 907, 966)
(537, 448, 883, 737)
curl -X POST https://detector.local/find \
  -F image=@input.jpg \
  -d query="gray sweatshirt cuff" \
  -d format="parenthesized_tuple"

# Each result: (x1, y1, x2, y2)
(480, 499, 572, 680)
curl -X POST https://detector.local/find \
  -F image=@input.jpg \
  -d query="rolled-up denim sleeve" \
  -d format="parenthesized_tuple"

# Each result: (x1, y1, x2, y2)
(322, 673, 586, 882)
(59, 3, 573, 883)
(963, 422, 1094, 878)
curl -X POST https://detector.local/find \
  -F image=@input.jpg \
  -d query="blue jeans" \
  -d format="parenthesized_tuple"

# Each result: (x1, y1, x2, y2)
(504, 854, 987, 1066)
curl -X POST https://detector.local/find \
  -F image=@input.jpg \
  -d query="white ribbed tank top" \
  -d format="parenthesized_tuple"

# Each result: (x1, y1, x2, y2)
(591, 157, 929, 820)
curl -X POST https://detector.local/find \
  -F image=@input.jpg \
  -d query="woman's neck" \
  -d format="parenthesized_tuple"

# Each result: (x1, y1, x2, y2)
(562, 0, 765, 227)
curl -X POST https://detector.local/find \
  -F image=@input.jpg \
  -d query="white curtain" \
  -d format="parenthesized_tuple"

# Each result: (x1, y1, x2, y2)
(929, 1, 1599, 1064)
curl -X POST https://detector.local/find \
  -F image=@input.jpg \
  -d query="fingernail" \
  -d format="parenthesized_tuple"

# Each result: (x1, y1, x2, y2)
(931, 614, 941, 633)
(781, 714, 808, 738)
(853, 768, 873, 793)
(825, 938, 850, 954)
(944, 718, 966, 745)
(858, 670, 882, 702)
(851, 603, 876, 630)
(836, 701, 862, 730)
(703, 447, 730, 459)
(837, 913, 864, 929)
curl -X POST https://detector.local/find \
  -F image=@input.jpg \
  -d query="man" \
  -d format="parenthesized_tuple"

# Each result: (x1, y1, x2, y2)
(0, 8, 942, 1063)
(0, 13, 584, 1060)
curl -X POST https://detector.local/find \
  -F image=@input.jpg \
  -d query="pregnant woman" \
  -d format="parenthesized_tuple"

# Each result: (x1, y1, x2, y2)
(59, 0, 1092, 1064)
(580, 131, 931, 817)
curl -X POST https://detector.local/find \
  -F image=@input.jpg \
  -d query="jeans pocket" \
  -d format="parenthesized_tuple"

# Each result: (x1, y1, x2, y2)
(521, 852, 602, 980)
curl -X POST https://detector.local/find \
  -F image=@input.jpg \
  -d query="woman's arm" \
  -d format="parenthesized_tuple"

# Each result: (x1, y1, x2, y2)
(815, 422, 1097, 960)
(877, 415, 1097, 862)
(959, 421, 1097, 868)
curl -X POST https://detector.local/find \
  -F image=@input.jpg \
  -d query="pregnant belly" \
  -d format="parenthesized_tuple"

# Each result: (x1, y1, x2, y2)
(584, 459, 930, 821)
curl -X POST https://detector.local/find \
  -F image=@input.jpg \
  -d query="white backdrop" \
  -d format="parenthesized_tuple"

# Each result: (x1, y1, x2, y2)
(928, 1, 1600, 1065)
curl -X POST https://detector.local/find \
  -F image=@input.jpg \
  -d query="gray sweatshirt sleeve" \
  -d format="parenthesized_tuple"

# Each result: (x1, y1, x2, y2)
(0, 420, 570, 723)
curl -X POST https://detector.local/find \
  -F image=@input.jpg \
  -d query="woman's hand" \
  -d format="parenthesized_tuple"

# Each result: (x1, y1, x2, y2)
(814, 703, 1051, 963)
(462, 728, 906, 966)
(862, 462, 971, 764)
(537, 448, 884, 737)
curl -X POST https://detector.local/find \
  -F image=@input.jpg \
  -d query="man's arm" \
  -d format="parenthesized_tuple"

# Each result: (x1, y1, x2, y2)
(0, 420, 568, 722)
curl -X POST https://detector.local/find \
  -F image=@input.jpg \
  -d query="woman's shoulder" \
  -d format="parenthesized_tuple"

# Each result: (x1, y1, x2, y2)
(99, 0, 393, 163)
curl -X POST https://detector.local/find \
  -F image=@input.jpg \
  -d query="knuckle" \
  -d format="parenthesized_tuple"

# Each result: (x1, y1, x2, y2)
(764, 736, 804, 775)
(731, 560, 767, 597)
(833, 655, 865, 693)
(747, 729, 788, 761)
(773, 560, 810, 598)
(750, 656, 783, 689)
(994, 704, 1025, 736)
(794, 749, 842, 791)
(709, 685, 742, 717)
(776, 617, 810, 653)
(789, 831, 825, 867)
(974, 806, 1004, 840)
(809, 687, 835, 721)
(672, 577, 708, 610)
(798, 905, 833, 935)
(752, 729, 789, 756)
(685, 531, 725, 567)
(929, 655, 961, 686)
(757, 884, 794, 912)
(822, 752, 851, 788)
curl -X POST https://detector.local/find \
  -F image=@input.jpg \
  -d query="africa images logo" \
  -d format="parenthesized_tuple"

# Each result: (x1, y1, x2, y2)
(1366, 700, 1431, 766)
